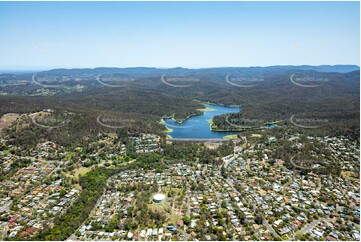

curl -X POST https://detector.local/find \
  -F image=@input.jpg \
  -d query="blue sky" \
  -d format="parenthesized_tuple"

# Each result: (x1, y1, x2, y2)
(0, 1, 359, 69)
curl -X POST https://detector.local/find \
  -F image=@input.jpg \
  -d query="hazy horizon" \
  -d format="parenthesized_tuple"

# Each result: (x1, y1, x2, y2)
(0, 64, 360, 73)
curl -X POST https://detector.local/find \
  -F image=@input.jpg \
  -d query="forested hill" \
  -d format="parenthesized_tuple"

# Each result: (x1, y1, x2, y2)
(0, 65, 359, 147)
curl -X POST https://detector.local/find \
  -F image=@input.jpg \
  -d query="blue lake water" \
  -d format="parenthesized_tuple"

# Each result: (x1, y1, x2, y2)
(163, 104, 240, 139)
(265, 124, 276, 129)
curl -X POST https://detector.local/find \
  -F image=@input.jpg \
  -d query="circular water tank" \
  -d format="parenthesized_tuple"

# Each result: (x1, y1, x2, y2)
(153, 193, 166, 203)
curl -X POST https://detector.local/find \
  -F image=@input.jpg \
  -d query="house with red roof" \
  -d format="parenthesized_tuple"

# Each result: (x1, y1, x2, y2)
(8, 215, 20, 223)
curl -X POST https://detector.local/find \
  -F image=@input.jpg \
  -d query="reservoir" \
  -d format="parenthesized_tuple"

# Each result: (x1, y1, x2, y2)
(163, 104, 240, 139)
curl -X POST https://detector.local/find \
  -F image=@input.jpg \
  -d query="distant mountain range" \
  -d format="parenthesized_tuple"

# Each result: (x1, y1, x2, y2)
(40, 65, 360, 76)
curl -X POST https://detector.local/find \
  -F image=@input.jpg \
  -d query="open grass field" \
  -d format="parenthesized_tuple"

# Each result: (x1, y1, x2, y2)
(0, 113, 20, 133)
(65, 166, 91, 179)
(341, 171, 359, 181)
(251, 134, 262, 138)
(223, 134, 238, 139)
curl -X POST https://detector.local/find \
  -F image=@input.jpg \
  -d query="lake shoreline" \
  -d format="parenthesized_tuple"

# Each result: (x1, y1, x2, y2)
(161, 101, 241, 126)
(161, 103, 282, 137)
(162, 103, 242, 139)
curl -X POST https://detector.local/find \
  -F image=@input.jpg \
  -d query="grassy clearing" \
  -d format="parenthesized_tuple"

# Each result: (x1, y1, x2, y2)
(169, 212, 181, 225)
(0, 113, 20, 132)
(223, 134, 238, 139)
(341, 171, 359, 181)
(74, 167, 91, 177)
(148, 200, 171, 213)
(65, 166, 91, 179)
